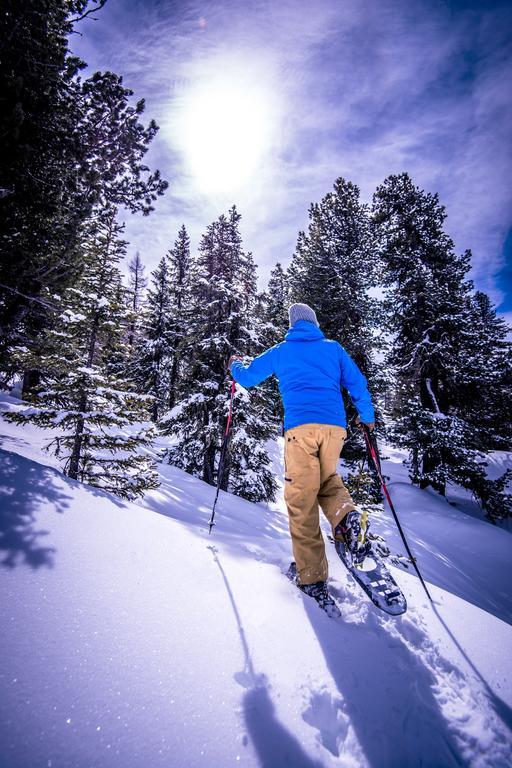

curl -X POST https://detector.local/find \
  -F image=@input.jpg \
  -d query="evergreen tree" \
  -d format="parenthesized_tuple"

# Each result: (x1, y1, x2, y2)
(287, 177, 383, 494)
(373, 173, 511, 520)
(6, 205, 158, 500)
(130, 226, 192, 421)
(167, 225, 191, 409)
(0, 1, 167, 385)
(255, 263, 290, 424)
(132, 257, 173, 423)
(126, 252, 147, 351)
(259, 262, 290, 346)
(164, 207, 277, 503)
(288, 177, 380, 378)
(0, 0, 89, 384)
(455, 291, 512, 450)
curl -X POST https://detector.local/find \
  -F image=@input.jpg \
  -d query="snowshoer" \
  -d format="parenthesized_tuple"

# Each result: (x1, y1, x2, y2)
(229, 302, 375, 608)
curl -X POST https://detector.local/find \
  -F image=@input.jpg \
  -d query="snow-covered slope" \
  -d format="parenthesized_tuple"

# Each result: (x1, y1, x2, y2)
(1, 394, 511, 767)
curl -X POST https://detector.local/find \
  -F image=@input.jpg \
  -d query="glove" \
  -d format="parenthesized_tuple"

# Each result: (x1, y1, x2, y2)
(228, 354, 242, 370)
(355, 415, 375, 432)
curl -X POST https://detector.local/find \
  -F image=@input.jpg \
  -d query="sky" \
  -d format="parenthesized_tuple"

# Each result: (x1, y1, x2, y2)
(72, 0, 512, 322)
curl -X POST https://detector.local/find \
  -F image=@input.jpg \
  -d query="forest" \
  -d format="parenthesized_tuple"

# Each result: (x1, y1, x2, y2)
(1, 1, 511, 520)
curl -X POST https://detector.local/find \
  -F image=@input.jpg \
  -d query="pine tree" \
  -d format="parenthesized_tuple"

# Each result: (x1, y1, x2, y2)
(167, 225, 191, 409)
(288, 177, 380, 378)
(130, 226, 192, 421)
(0, 1, 89, 384)
(126, 252, 147, 351)
(0, 2, 167, 385)
(164, 207, 277, 503)
(6, 205, 158, 500)
(287, 177, 383, 495)
(132, 257, 173, 423)
(255, 263, 290, 425)
(455, 291, 512, 450)
(259, 263, 289, 346)
(373, 173, 461, 490)
(373, 173, 511, 520)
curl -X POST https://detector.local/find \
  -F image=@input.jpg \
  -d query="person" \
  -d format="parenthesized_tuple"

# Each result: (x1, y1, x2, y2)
(229, 302, 375, 611)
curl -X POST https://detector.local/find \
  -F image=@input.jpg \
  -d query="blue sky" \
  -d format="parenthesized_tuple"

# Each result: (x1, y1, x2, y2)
(72, 0, 512, 322)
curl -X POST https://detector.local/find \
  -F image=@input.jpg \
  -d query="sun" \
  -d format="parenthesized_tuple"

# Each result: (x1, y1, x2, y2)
(174, 73, 276, 196)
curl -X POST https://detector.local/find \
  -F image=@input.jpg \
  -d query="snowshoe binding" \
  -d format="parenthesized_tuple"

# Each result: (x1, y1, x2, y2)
(334, 508, 371, 567)
(332, 511, 407, 616)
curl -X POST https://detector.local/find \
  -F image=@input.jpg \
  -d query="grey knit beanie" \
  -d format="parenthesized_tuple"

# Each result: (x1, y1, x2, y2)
(288, 303, 319, 327)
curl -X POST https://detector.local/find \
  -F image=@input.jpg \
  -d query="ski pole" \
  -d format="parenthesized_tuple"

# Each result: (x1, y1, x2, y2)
(208, 380, 236, 534)
(362, 425, 433, 603)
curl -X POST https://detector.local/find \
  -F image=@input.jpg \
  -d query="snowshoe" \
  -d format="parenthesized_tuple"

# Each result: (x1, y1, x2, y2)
(332, 538, 407, 616)
(286, 562, 341, 619)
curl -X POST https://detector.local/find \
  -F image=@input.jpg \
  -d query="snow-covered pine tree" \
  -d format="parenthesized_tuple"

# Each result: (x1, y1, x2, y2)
(164, 207, 277, 503)
(126, 252, 147, 351)
(131, 256, 173, 423)
(167, 225, 191, 409)
(373, 174, 472, 489)
(259, 262, 290, 346)
(373, 173, 511, 519)
(6, 205, 158, 500)
(456, 290, 512, 451)
(0, 2, 167, 386)
(229, 241, 280, 502)
(288, 177, 380, 377)
(255, 262, 290, 424)
(0, 1, 90, 385)
(287, 177, 383, 502)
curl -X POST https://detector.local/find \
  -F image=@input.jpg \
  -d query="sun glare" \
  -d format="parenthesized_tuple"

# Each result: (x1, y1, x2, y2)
(175, 74, 276, 196)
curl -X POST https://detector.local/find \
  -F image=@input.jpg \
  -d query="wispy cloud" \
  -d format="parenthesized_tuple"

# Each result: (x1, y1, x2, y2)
(72, 0, 512, 311)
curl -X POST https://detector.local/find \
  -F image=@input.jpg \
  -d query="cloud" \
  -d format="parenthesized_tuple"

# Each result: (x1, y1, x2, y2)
(71, 0, 512, 305)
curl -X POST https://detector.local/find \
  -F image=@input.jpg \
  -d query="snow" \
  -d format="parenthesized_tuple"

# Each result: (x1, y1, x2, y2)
(60, 310, 86, 323)
(76, 366, 101, 376)
(0, 392, 511, 767)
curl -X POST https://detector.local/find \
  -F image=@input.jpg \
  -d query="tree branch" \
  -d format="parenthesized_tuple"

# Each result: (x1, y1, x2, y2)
(0, 283, 59, 311)
(70, 0, 108, 25)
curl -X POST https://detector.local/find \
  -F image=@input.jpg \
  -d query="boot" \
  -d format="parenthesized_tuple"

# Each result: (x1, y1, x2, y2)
(335, 508, 371, 566)
(299, 580, 341, 618)
(287, 562, 341, 618)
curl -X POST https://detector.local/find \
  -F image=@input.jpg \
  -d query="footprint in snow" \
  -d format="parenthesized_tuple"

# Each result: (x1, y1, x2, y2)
(328, 580, 370, 625)
(302, 689, 349, 757)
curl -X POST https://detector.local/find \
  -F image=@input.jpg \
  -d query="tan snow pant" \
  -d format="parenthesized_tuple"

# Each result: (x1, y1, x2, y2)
(284, 424, 357, 585)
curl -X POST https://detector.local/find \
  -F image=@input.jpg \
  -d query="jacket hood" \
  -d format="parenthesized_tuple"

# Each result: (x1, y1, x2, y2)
(285, 320, 325, 342)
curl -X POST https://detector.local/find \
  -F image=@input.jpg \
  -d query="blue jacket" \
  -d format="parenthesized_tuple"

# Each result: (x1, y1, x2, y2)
(230, 320, 375, 430)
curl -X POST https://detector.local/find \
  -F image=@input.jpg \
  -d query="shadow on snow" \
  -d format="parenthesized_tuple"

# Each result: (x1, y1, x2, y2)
(209, 546, 322, 767)
(0, 448, 126, 569)
(0, 450, 69, 568)
(303, 589, 512, 767)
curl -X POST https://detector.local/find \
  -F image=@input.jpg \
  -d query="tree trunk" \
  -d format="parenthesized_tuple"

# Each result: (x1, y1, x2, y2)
(203, 442, 216, 486)
(420, 450, 446, 495)
(68, 414, 85, 480)
(22, 368, 41, 398)
(151, 356, 161, 423)
(419, 373, 446, 495)
(168, 353, 179, 408)
(128, 268, 138, 348)
(68, 313, 98, 479)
